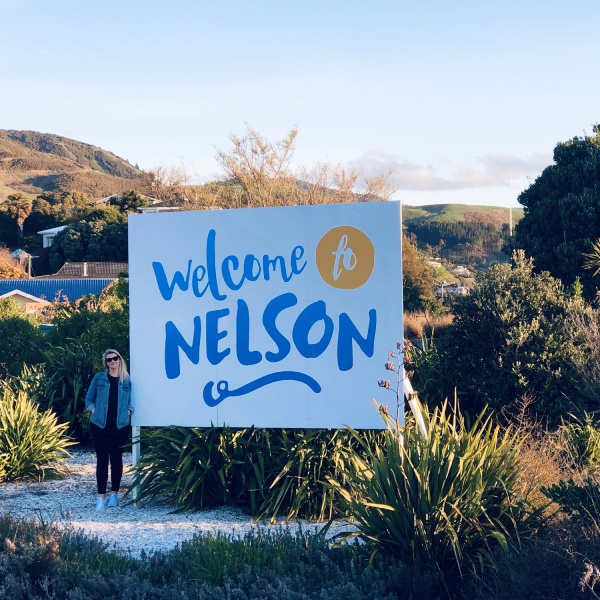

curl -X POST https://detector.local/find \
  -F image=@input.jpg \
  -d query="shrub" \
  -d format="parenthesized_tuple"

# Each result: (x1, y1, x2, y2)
(463, 522, 600, 600)
(0, 387, 73, 481)
(0, 515, 445, 599)
(0, 298, 45, 378)
(445, 250, 584, 426)
(0, 363, 47, 401)
(404, 337, 457, 409)
(330, 400, 530, 582)
(512, 413, 564, 516)
(128, 426, 382, 521)
(541, 477, 600, 526)
(565, 302, 600, 407)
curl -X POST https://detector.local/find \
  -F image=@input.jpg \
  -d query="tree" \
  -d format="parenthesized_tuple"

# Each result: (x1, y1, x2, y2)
(49, 221, 128, 272)
(47, 278, 130, 365)
(0, 212, 18, 250)
(0, 248, 26, 279)
(446, 250, 584, 426)
(23, 198, 61, 236)
(0, 298, 45, 377)
(512, 125, 600, 297)
(23, 191, 96, 238)
(108, 190, 150, 213)
(216, 125, 300, 207)
(5, 193, 32, 247)
(213, 124, 397, 208)
(402, 235, 439, 312)
(83, 205, 127, 225)
(139, 165, 189, 203)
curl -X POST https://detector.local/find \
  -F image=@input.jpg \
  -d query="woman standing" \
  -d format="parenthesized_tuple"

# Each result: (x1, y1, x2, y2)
(85, 349, 133, 511)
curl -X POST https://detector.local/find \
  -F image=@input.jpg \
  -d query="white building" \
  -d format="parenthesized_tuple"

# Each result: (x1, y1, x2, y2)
(37, 225, 69, 248)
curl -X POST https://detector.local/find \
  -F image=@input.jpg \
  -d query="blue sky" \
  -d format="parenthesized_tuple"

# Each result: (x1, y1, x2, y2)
(1, 0, 598, 207)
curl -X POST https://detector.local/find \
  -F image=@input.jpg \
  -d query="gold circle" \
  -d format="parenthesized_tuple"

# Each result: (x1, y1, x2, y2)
(316, 226, 375, 289)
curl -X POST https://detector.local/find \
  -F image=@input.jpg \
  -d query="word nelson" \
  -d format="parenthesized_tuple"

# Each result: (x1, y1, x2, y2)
(152, 229, 376, 406)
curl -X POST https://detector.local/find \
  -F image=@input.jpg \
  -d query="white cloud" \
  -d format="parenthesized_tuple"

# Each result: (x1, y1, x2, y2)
(346, 151, 553, 192)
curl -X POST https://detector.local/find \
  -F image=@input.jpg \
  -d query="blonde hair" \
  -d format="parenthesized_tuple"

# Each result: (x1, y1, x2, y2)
(102, 349, 130, 383)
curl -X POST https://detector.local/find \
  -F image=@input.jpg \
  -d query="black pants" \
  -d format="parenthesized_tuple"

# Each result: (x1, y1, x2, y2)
(91, 423, 130, 495)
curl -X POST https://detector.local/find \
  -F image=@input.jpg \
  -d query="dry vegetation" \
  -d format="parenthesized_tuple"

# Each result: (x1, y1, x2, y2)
(403, 311, 454, 339)
(0, 247, 26, 279)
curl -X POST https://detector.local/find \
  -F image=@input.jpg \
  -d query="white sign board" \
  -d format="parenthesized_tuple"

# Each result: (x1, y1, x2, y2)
(129, 201, 403, 429)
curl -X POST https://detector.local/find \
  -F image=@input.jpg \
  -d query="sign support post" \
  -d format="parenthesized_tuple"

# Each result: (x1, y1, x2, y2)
(132, 425, 141, 505)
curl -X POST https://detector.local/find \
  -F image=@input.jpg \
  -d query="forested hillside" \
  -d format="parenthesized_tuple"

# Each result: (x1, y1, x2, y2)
(402, 203, 523, 267)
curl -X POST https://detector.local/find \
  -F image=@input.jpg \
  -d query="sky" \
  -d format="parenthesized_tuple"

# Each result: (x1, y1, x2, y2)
(1, 0, 599, 207)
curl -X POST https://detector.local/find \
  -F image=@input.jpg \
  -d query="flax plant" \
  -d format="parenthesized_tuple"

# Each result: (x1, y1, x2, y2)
(330, 400, 528, 580)
(0, 388, 73, 481)
(128, 425, 380, 521)
(127, 425, 270, 511)
(41, 341, 96, 442)
(555, 412, 600, 469)
(256, 428, 380, 522)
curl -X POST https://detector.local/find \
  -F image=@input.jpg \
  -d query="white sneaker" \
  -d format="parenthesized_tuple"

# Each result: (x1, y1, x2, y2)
(95, 496, 107, 511)
(107, 493, 119, 508)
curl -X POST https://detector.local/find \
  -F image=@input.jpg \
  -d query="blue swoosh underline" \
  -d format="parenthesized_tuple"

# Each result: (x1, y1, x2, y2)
(203, 371, 321, 407)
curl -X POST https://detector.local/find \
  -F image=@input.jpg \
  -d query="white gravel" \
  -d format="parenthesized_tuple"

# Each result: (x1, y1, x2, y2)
(0, 449, 356, 558)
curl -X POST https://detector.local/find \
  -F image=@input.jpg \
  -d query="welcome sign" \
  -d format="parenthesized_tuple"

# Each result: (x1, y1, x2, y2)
(129, 201, 403, 429)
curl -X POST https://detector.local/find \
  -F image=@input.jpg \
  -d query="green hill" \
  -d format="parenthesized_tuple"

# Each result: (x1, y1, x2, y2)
(403, 203, 523, 227)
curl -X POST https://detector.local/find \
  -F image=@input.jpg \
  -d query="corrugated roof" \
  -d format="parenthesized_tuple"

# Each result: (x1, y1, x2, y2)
(0, 279, 113, 302)
(38, 262, 128, 279)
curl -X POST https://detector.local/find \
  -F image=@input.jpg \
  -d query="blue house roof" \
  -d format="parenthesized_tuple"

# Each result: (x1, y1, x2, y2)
(0, 279, 113, 303)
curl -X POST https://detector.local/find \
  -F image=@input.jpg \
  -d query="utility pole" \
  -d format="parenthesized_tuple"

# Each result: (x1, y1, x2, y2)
(509, 172, 513, 237)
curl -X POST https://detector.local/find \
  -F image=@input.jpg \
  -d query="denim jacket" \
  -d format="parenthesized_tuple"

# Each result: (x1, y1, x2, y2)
(85, 371, 133, 430)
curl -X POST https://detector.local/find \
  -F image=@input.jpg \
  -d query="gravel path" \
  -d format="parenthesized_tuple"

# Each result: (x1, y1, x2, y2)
(0, 449, 356, 558)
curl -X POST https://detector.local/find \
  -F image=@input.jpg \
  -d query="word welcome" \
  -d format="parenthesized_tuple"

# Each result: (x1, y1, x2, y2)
(152, 229, 306, 302)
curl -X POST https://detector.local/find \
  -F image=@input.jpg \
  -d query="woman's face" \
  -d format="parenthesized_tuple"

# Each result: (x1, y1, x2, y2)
(105, 353, 120, 374)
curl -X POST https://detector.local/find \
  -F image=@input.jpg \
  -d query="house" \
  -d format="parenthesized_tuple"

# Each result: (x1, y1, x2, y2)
(37, 261, 128, 279)
(426, 260, 443, 268)
(37, 225, 69, 248)
(9, 249, 37, 277)
(435, 281, 469, 299)
(451, 265, 472, 277)
(94, 194, 181, 212)
(0, 278, 116, 310)
(138, 206, 180, 213)
(93, 194, 159, 206)
(0, 278, 115, 303)
(446, 285, 468, 295)
(0, 261, 127, 309)
(0, 289, 50, 314)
